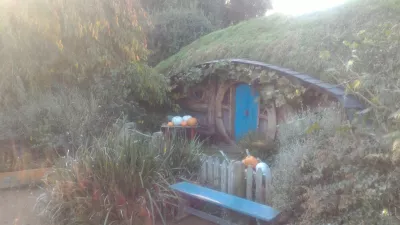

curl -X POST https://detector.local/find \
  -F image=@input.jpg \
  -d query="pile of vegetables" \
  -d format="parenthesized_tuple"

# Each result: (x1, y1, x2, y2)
(167, 115, 198, 127)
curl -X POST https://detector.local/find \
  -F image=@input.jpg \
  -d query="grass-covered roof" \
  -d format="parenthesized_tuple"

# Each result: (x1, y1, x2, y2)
(155, 0, 400, 83)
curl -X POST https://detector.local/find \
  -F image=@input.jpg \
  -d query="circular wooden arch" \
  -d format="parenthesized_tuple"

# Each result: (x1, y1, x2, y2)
(175, 58, 364, 143)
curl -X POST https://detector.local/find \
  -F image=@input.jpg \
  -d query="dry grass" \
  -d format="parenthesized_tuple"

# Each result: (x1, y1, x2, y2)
(0, 88, 100, 148)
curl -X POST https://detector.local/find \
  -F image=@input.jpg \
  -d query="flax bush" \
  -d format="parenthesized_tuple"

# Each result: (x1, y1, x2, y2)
(36, 129, 204, 225)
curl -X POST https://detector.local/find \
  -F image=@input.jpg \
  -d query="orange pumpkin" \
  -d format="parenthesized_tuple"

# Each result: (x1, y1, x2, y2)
(242, 155, 259, 168)
(187, 117, 198, 126)
(181, 121, 187, 126)
(167, 122, 173, 126)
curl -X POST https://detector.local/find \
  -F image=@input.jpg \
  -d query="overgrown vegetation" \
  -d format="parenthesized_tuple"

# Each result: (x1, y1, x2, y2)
(269, 106, 400, 224)
(147, 7, 216, 66)
(143, 0, 273, 65)
(36, 129, 204, 225)
(0, 0, 170, 171)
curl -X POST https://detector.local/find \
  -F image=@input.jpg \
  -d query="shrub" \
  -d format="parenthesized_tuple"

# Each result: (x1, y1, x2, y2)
(147, 7, 215, 66)
(36, 128, 204, 225)
(0, 0, 150, 106)
(237, 131, 278, 161)
(0, 0, 169, 156)
(269, 105, 400, 224)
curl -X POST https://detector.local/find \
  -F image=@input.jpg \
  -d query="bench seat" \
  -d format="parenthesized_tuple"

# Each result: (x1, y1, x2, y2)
(170, 182, 280, 223)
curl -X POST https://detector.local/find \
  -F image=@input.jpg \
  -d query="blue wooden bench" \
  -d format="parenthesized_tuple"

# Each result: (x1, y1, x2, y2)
(170, 182, 280, 225)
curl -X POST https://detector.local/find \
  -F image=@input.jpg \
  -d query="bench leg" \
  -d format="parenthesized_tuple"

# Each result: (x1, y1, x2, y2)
(175, 197, 189, 222)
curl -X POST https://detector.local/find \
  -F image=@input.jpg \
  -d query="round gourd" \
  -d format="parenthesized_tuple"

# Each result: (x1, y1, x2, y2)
(242, 156, 259, 168)
(181, 121, 187, 126)
(172, 116, 183, 126)
(187, 117, 198, 126)
(182, 115, 192, 121)
(256, 162, 271, 181)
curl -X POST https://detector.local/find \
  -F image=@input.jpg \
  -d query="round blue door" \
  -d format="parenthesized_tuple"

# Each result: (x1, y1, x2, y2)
(234, 84, 259, 140)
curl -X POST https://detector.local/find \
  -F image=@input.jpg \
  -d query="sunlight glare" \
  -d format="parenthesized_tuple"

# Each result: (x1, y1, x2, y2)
(269, 0, 347, 16)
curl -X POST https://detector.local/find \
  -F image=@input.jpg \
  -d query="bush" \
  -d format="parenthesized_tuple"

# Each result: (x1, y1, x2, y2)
(36, 128, 204, 225)
(269, 105, 400, 224)
(0, 0, 149, 104)
(147, 7, 216, 66)
(0, 0, 169, 152)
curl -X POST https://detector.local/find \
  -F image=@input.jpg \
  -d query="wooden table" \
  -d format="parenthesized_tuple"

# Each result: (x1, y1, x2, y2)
(161, 124, 198, 140)
(161, 125, 199, 152)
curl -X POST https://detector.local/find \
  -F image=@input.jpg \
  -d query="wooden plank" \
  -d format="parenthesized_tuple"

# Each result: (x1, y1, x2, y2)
(265, 172, 272, 205)
(228, 161, 234, 194)
(255, 169, 263, 203)
(213, 157, 220, 187)
(220, 160, 228, 192)
(207, 156, 213, 185)
(200, 159, 207, 184)
(246, 166, 253, 200)
(232, 161, 245, 198)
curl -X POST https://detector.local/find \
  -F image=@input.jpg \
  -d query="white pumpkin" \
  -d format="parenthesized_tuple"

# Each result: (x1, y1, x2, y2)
(172, 116, 183, 126)
(256, 162, 272, 183)
(182, 115, 192, 121)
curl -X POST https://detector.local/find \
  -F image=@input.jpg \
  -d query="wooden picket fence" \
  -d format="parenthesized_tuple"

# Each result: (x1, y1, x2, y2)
(199, 156, 271, 205)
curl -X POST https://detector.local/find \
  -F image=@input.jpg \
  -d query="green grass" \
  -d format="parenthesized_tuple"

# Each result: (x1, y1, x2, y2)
(156, 0, 400, 81)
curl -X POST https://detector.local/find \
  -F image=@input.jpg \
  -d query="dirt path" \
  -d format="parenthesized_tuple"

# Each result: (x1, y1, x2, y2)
(0, 187, 42, 225)
(0, 188, 213, 225)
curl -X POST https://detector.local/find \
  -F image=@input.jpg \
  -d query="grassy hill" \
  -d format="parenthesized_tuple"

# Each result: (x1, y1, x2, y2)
(156, 0, 400, 78)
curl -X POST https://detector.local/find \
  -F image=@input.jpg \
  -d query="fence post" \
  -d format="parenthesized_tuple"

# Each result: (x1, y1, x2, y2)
(207, 156, 213, 186)
(255, 169, 263, 203)
(227, 161, 234, 195)
(220, 160, 228, 192)
(232, 161, 245, 198)
(200, 158, 207, 184)
(213, 157, 220, 188)
(246, 166, 253, 200)
(265, 173, 272, 204)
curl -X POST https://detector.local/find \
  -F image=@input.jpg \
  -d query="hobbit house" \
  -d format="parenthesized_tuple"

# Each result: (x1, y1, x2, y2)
(169, 59, 364, 145)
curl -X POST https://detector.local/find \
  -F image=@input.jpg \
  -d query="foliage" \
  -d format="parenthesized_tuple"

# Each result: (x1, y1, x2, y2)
(170, 61, 305, 107)
(226, 0, 273, 25)
(0, 0, 149, 104)
(142, 0, 272, 64)
(0, 0, 171, 165)
(147, 7, 216, 66)
(141, 0, 271, 27)
(36, 129, 205, 225)
(269, 106, 400, 224)
(237, 131, 278, 162)
(0, 61, 170, 153)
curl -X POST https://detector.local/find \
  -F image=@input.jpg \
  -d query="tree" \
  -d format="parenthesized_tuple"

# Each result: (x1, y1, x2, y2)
(148, 7, 215, 66)
(226, 0, 273, 25)
(140, 0, 273, 27)
(141, 0, 273, 64)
